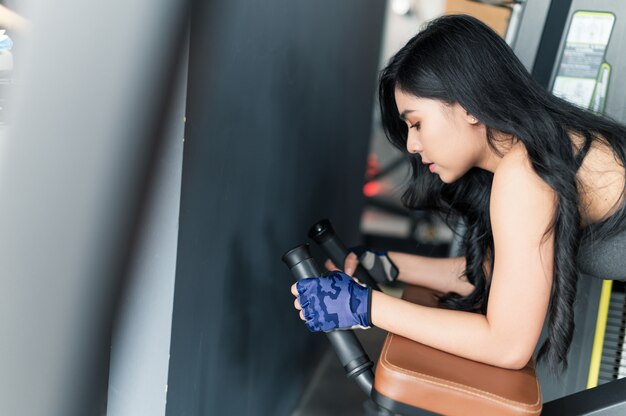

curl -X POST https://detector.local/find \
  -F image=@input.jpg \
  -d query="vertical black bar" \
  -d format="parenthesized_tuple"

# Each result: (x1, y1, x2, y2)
(531, 0, 574, 87)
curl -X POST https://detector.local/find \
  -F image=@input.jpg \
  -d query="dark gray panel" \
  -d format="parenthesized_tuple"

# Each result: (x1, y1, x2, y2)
(166, 1, 386, 415)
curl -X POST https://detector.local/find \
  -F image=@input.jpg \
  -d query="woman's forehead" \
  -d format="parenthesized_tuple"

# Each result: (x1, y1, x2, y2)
(394, 89, 446, 114)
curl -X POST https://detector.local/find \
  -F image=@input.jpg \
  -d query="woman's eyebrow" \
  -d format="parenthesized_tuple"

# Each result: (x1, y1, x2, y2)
(399, 109, 416, 120)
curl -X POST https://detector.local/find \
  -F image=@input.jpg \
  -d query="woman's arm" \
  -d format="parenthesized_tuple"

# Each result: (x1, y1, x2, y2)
(331, 250, 473, 295)
(371, 148, 556, 369)
(389, 252, 474, 296)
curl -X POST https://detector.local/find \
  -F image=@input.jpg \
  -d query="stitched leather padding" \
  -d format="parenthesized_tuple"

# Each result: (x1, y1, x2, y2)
(373, 284, 542, 416)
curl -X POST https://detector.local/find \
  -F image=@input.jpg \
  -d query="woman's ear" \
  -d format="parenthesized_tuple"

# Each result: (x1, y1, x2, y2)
(466, 111, 479, 125)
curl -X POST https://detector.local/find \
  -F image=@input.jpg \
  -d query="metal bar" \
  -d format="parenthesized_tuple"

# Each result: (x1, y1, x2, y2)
(542, 377, 626, 415)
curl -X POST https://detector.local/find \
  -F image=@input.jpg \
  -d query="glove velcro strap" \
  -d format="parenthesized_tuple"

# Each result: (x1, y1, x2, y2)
(367, 288, 372, 327)
(359, 251, 398, 283)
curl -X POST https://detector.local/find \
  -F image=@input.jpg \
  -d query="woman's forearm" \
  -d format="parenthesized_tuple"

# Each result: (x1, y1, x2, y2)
(388, 252, 474, 296)
(371, 290, 526, 369)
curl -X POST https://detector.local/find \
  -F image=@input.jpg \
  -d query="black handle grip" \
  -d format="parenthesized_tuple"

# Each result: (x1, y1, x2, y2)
(282, 244, 374, 397)
(308, 219, 381, 291)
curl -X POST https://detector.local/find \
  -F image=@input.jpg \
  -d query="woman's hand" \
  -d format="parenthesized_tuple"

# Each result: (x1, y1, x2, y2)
(290, 271, 371, 332)
(325, 246, 398, 284)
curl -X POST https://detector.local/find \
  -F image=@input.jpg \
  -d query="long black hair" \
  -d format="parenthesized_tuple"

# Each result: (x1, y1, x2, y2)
(379, 14, 626, 374)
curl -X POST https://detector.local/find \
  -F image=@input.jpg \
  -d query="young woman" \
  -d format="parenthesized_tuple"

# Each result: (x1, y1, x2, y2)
(290, 14, 626, 373)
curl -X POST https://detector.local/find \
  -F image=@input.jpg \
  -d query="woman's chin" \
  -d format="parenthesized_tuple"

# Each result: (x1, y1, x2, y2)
(437, 171, 460, 184)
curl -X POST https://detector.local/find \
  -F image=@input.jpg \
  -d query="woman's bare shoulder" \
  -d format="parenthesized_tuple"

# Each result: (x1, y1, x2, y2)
(491, 142, 557, 223)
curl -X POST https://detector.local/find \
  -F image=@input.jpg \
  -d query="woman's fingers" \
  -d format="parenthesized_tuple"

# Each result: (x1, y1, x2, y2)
(344, 252, 358, 276)
(324, 259, 338, 271)
(292, 285, 305, 320)
(325, 253, 358, 275)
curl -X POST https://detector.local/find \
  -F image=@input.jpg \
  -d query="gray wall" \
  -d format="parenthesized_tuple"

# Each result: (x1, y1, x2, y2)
(106, 43, 188, 416)
(0, 1, 189, 415)
(166, 1, 386, 415)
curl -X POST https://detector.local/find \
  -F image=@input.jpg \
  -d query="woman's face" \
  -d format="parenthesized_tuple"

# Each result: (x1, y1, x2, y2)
(394, 88, 488, 183)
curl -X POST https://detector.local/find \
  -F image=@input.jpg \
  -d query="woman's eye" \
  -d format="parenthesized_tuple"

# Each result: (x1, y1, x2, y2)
(410, 122, 420, 130)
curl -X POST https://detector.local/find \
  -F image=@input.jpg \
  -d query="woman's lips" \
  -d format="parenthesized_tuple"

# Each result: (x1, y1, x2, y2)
(421, 160, 436, 173)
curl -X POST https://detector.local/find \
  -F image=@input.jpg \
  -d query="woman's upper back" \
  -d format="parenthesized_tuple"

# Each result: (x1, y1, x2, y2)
(503, 137, 626, 280)
(573, 135, 626, 227)
(574, 135, 626, 280)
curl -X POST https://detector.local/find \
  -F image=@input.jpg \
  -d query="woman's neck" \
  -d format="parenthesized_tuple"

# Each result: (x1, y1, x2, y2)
(476, 131, 518, 173)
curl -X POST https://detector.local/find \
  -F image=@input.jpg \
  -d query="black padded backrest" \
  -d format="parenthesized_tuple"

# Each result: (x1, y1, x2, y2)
(577, 231, 626, 281)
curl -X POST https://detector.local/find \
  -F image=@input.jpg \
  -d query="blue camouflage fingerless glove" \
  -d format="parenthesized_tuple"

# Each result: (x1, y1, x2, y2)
(296, 271, 371, 332)
(351, 246, 399, 284)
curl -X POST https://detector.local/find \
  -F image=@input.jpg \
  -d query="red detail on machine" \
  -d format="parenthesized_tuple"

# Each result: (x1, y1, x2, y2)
(363, 181, 381, 197)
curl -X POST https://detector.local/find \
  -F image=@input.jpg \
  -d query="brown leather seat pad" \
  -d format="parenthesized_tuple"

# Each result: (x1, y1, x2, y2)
(373, 284, 542, 416)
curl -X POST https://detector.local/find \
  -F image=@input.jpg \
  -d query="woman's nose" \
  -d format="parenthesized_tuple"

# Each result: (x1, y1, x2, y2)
(406, 131, 422, 154)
